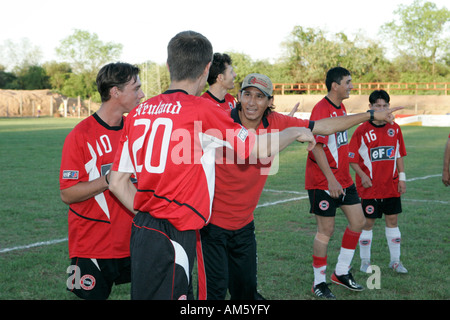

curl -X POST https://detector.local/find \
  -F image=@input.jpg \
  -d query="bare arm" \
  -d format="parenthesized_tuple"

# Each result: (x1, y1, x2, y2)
(350, 162, 372, 188)
(443, 138, 450, 187)
(109, 171, 138, 214)
(312, 107, 403, 136)
(312, 143, 343, 199)
(250, 126, 316, 159)
(60, 174, 109, 205)
(397, 157, 406, 194)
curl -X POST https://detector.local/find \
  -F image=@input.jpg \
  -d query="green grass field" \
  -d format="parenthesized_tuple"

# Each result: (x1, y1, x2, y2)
(0, 117, 449, 301)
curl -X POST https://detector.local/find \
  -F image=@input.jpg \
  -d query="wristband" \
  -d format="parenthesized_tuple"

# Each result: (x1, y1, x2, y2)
(105, 174, 109, 185)
(367, 109, 374, 121)
(399, 172, 406, 181)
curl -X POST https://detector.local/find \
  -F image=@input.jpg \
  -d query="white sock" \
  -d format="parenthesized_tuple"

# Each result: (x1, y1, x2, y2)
(385, 226, 401, 262)
(335, 248, 355, 275)
(359, 229, 373, 261)
(313, 265, 327, 286)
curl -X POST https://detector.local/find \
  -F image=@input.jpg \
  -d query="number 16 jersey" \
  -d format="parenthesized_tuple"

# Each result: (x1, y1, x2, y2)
(348, 121, 406, 199)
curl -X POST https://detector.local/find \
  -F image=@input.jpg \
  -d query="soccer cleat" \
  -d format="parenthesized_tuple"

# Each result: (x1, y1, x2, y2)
(389, 261, 408, 273)
(360, 259, 373, 273)
(312, 282, 336, 299)
(331, 271, 364, 291)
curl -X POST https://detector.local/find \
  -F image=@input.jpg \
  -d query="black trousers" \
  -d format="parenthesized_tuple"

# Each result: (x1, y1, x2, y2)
(200, 221, 261, 300)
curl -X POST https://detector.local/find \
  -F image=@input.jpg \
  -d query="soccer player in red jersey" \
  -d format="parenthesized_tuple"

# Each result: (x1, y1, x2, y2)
(306, 67, 365, 299)
(443, 132, 450, 186)
(59, 62, 145, 299)
(108, 31, 315, 300)
(202, 73, 404, 300)
(349, 90, 408, 274)
(201, 52, 237, 111)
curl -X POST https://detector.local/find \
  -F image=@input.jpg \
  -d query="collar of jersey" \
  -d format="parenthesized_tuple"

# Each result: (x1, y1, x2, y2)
(163, 89, 189, 95)
(324, 96, 342, 109)
(93, 112, 123, 131)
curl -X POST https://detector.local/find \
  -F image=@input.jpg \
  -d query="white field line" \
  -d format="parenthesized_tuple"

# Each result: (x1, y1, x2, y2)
(0, 174, 443, 254)
(0, 237, 68, 254)
(406, 174, 441, 182)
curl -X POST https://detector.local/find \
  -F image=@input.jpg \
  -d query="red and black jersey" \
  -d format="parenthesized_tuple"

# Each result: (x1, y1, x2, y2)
(212, 109, 313, 230)
(60, 113, 133, 259)
(349, 121, 407, 199)
(201, 91, 236, 111)
(112, 90, 255, 231)
(305, 97, 354, 190)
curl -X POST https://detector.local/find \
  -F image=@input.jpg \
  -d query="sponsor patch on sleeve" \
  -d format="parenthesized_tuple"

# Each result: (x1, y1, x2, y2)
(237, 127, 248, 142)
(63, 170, 79, 179)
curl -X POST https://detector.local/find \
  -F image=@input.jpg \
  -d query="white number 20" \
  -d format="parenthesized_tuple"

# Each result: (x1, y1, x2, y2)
(132, 118, 173, 174)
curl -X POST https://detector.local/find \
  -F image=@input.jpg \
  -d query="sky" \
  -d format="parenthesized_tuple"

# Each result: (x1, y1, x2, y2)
(0, 0, 449, 68)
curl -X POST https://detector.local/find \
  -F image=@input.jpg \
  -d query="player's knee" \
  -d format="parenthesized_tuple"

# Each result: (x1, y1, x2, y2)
(315, 232, 331, 245)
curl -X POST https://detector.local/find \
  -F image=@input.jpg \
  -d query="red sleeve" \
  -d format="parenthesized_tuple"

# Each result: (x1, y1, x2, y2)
(310, 102, 330, 145)
(59, 128, 87, 190)
(348, 126, 362, 163)
(397, 126, 407, 157)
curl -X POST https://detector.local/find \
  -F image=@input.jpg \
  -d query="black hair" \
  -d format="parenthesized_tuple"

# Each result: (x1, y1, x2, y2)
(369, 89, 390, 104)
(207, 53, 232, 85)
(96, 62, 140, 102)
(325, 67, 351, 92)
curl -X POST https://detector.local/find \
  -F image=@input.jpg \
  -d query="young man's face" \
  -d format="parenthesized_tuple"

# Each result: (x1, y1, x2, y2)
(335, 75, 354, 100)
(238, 87, 273, 123)
(221, 63, 237, 90)
(117, 75, 145, 112)
(370, 98, 389, 111)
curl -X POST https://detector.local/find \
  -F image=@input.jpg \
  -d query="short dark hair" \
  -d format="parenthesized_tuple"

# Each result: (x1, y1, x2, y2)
(167, 31, 213, 82)
(207, 53, 232, 85)
(96, 62, 140, 102)
(369, 89, 390, 104)
(325, 67, 351, 92)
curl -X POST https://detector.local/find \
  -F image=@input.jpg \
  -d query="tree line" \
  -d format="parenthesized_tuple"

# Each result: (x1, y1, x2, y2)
(1, 0, 449, 102)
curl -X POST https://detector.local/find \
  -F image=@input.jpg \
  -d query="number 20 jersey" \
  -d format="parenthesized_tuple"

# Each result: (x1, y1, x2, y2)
(112, 90, 255, 231)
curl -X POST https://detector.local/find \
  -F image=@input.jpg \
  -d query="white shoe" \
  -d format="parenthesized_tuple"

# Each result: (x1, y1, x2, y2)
(389, 261, 408, 273)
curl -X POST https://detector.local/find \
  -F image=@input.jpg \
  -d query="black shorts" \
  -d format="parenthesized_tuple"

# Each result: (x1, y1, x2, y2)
(67, 257, 131, 300)
(361, 197, 402, 219)
(130, 212, 199, 300)
(308, 184, 361, 217)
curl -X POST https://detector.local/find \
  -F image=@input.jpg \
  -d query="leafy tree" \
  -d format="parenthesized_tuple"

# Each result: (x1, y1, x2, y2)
(380, 0, 450, 77)
(56, 29, 123, 74)
(281, 26, 390, 83)
(56, 29, 123, 99)
(0, 65, 19, 89)
(16, 65, 50, 90)
(0, 38, 43, 72)
(43, 61, 72, 91)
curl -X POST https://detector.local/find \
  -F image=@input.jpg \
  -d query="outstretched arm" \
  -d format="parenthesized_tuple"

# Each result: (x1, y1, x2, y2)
(250, 126, 316, 159)
(312, 107, 403, 136)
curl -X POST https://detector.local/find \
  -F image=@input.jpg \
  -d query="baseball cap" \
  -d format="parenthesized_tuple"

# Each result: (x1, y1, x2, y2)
(241, 73, 273, 97)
